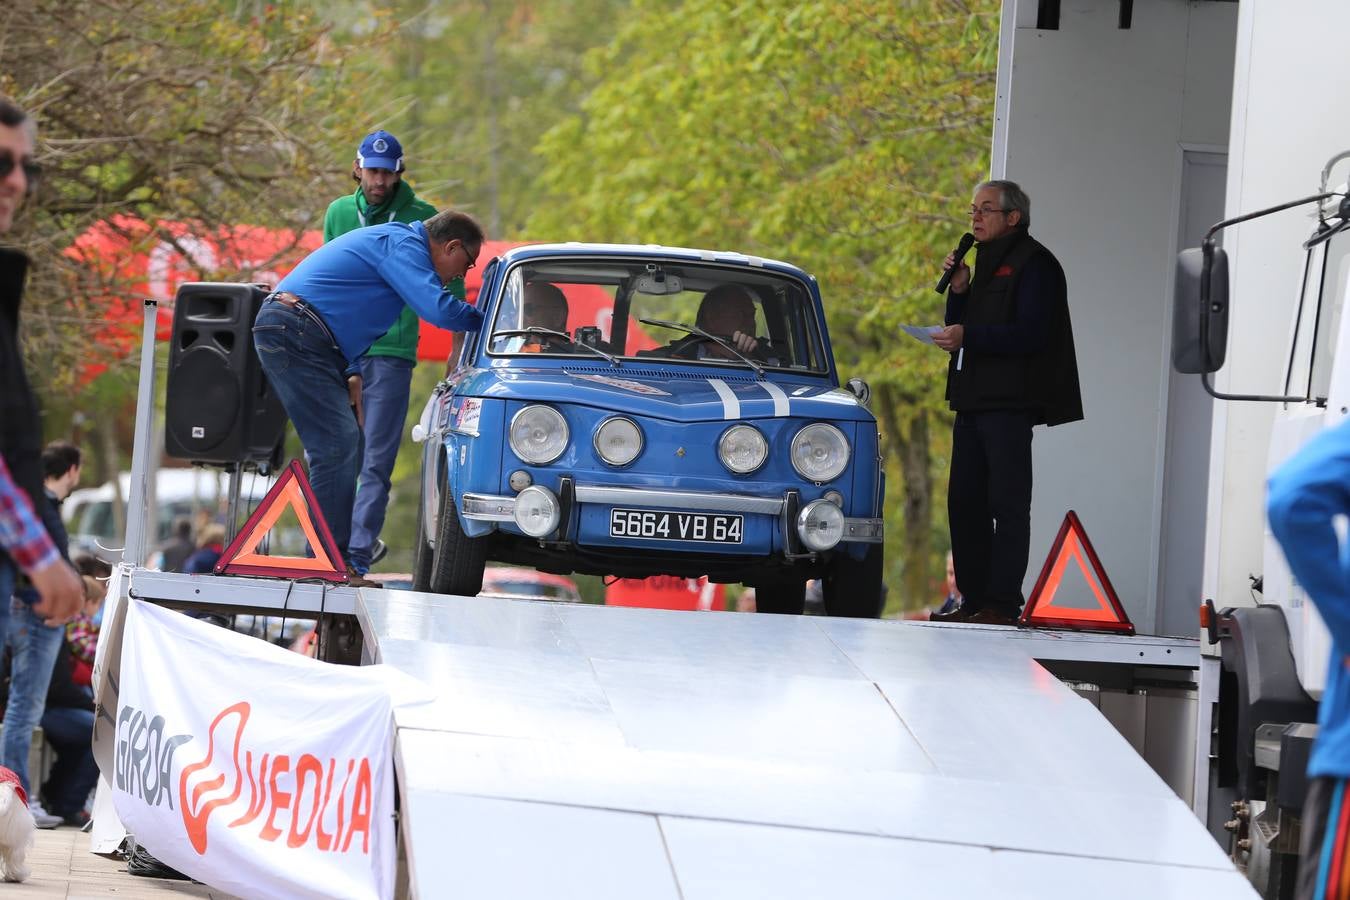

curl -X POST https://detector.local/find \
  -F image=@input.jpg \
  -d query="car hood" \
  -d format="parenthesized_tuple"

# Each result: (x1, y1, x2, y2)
(459, 367, 873, 424)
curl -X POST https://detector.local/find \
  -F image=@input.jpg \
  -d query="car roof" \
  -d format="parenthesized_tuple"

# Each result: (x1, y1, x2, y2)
(494, 243, 809, 279)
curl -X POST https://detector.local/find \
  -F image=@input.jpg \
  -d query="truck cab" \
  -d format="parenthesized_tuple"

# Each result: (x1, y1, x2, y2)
(1173, 156, 1350, 896)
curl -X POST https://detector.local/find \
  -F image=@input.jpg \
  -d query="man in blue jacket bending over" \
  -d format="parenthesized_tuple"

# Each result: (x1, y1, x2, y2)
(253, 210, 483, 585)
(1267, 417, 1350, 900)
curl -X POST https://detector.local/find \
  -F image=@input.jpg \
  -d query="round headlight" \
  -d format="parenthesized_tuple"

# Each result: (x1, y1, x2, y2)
(797, 499, 845, 551)
(594, 417, 643, 466)
(513, 485, 560, 538)
(509, 405, 569, 464)
(791, 423, 849, 482)
(718, 424, 768, 474)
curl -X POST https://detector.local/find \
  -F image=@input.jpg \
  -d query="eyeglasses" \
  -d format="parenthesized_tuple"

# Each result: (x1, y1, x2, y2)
(969, 205, 1009, 219)
(454, 241, 478, 270)
(0, 151, 41, 191)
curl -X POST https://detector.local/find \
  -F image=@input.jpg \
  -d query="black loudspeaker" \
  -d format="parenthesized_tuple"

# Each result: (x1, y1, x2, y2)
(165, 282, 288, 467)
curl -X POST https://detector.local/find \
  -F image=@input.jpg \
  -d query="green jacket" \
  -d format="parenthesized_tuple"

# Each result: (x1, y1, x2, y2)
(323, 180, 437, 360)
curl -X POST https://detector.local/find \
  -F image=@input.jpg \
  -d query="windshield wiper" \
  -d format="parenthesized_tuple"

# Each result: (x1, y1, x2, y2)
(490, 327, 620, 367)
(638, 318, 765, 377)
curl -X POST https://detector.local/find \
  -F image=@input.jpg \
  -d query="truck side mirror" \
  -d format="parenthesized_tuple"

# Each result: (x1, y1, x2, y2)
(1172, 246, 1230, 374)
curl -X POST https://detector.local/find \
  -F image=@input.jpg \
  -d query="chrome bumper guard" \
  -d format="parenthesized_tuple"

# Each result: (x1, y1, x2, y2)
(463, 485, 884, 543)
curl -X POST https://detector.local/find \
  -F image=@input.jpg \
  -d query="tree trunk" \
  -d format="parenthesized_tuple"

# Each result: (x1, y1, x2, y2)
(900, 407, 932, 611)
(875, 387, 935, 613)
(99, 414, 126, 544)
(480, 0, 502, 235)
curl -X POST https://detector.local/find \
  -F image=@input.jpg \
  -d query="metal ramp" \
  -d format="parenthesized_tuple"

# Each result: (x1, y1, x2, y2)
(356, 590, 1253, 899)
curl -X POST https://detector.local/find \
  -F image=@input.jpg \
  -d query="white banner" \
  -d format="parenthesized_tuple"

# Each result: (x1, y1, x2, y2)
(109, 599, 396, 900)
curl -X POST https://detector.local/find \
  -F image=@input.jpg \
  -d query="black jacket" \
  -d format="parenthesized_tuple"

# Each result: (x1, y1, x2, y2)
(0, 247, 48, 550)
(944, 228, 1083, 427)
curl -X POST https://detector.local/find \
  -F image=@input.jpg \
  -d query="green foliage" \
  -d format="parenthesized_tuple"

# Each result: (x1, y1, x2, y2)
(2, 0, 367, 390)
(313, 0, 632, 237)
(2, 0, 368, 493)
(4, 1, 1000, 612)
(528, 0, 1000, 611)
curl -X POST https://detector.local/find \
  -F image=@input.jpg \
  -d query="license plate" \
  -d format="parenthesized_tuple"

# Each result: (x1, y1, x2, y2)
(609, 508, 743, 544)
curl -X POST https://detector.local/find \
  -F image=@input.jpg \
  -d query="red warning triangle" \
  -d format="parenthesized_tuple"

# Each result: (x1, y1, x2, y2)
(1020, 510, 1132, 634)
(214, 459, 347, 582)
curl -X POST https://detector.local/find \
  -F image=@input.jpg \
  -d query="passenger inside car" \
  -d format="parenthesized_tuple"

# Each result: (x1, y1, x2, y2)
(520, 281, 569, 351)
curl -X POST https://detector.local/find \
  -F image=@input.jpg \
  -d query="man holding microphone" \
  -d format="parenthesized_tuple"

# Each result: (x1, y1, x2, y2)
(930, 180, 1082, 626)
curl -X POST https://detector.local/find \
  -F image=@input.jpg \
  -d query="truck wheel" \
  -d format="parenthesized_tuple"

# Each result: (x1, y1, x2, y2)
(429, 467, 487, 596)
(411, 471, 435, 592)
(822, 544, 884, 618)
(753, 578, 806, 615)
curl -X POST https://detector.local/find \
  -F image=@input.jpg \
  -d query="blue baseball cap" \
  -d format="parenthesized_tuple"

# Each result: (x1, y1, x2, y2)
(357, 130, 404, 171)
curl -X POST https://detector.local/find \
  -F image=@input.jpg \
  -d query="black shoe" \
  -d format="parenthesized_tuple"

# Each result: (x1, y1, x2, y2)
(370, 539, 388, 566)
(929, 604, 977, 623)
(127, 842, 190, 880)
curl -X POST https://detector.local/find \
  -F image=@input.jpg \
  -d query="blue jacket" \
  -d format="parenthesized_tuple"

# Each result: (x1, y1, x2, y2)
(1267, 419, 1350, 777)
(276, 220, 482, 364)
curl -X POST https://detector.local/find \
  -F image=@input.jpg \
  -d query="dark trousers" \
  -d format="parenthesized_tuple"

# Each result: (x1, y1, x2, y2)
(1297, 776, 1340, 900)
(948, 410, 1034, 616)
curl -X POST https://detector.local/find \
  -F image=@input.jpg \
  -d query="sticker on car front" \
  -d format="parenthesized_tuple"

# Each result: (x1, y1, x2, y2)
(569, 373, 672, 396)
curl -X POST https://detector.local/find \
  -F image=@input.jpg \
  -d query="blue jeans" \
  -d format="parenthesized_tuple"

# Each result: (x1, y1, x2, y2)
(253, 300, 363, 561)
(0, 559, 15, 658)
(349, 356, 415, 573)
(39, 704, 97, 817)
(2, 597, 64, 796)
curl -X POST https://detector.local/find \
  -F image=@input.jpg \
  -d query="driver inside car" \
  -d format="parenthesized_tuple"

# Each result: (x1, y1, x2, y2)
(696, 285, 761, 359)
(644, 284, 766, 360)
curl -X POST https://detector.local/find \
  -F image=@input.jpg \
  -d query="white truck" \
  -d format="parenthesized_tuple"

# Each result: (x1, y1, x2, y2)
(1173, 155, 1350, 897)
(990, 1, 1349, 895)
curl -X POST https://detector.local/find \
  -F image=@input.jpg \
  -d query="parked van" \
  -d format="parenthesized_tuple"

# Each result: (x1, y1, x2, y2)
(64, 467, 270, 563)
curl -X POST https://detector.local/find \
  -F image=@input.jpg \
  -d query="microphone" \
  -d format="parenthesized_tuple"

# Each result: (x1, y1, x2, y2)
(934, 232, 976, 294)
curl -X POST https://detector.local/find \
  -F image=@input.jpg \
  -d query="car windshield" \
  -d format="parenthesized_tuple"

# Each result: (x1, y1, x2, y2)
(485, 257, 828, 372)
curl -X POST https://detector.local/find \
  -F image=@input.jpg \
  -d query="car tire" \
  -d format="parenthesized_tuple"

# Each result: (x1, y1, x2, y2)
(411, 466, 435, 593)
(822, 544, 884, 618)
(429, 465, 488, 597)
(752, 578, 806, 615)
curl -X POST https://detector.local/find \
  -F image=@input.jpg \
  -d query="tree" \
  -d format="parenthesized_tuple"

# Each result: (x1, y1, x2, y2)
(529, 0, 1000, 611)
(1, 0, 368, 483)
(315, 0, 633, 239)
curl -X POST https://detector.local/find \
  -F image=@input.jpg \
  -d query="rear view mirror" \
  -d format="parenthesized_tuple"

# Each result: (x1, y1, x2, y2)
(846, 377, 871, 409)
(635, 270, 683, 295)
(1172, 246, 1229, 374)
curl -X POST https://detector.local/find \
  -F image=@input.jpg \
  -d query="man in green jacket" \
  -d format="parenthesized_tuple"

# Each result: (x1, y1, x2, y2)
(324, 129, 438, 576)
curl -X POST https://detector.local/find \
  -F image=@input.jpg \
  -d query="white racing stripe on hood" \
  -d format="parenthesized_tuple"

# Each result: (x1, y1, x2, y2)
(708, 378, 739, 420)
(758, 381, 790, 416)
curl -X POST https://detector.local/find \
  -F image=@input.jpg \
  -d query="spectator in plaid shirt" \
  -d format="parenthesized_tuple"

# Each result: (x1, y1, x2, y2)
(0, 97, 84, 830)
(0, 96, 82, 624)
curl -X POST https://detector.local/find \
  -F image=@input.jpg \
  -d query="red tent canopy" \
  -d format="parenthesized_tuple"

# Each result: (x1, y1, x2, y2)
(67, 219, 649, 372)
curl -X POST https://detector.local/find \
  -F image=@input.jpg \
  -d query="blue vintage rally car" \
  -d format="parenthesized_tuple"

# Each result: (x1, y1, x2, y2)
(411, 244, 885, 616)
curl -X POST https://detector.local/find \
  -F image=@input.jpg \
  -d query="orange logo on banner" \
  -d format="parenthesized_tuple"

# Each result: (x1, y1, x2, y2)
(214, 460, 347, 582)
(1020, 510, 1133, 634)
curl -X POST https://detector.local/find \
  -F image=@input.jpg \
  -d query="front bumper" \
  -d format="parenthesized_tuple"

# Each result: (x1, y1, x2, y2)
(462, 483, 883, 551)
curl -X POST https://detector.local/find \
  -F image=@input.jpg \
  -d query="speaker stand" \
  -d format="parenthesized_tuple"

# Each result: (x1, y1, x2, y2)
(225, 462, 243, 545)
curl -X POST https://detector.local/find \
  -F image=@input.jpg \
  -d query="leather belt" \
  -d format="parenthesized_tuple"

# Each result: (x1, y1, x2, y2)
(272, 290, 305, 308)
(267, 290, 338, 347)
